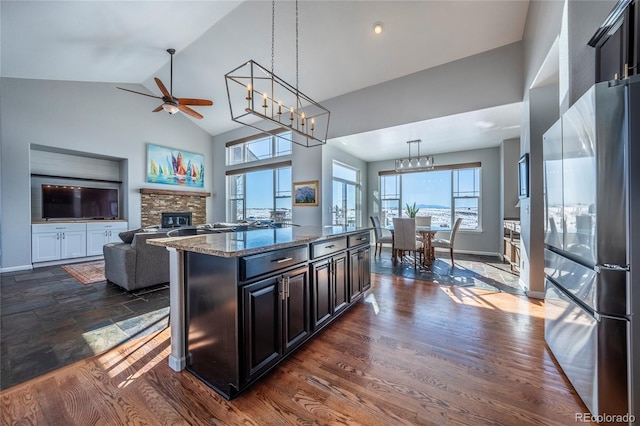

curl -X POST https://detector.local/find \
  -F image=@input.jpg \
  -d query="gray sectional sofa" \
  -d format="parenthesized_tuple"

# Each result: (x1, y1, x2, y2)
(103, 230, 169, 291)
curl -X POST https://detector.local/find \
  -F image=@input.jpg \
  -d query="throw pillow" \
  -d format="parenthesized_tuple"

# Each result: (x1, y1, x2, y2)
(119, 228, 142, 244)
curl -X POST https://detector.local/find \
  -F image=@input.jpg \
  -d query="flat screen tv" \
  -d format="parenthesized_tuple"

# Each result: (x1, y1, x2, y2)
(42, 185, 119, 219)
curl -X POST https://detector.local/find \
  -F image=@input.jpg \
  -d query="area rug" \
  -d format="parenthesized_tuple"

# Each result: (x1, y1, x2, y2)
(61, 260, 106, 285)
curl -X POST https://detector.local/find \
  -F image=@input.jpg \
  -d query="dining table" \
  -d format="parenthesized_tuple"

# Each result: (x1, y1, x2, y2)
(386, 224, 451, 267)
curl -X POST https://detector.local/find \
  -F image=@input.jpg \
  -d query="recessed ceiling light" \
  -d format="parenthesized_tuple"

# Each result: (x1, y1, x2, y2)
(373, 22, 383, 35)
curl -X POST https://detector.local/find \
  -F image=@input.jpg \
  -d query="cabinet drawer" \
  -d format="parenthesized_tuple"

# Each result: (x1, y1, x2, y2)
(32, 222, 86, 233)
(86, 221, 127, 231)
(310, 237, 347, 259)
(348, 232, 370, 247)
(241, 245, 308, 281)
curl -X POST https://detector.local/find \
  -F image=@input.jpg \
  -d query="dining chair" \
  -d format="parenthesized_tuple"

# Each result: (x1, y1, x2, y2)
(392, 217, 423, 268)
(415, 216, 432, 242)
(431, 217, 463, 266)
(370, 216, 393, 256)
(415, 216, 432, 226)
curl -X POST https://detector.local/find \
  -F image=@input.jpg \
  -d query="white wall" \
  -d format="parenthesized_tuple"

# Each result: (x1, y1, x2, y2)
(500, 138, 521, 222)
(520, 0, 616, 297)
(367, 146, 502, 256)
(561, 0, 618, 112)
(0, 77, 214, 271)
(324, 42, 524, 139)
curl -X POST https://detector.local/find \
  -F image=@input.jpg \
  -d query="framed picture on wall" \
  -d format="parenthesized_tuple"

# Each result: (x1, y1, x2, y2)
(146, 143, 205, 188)
(293, 181, 319, 206)
(518, 153, 529, 199)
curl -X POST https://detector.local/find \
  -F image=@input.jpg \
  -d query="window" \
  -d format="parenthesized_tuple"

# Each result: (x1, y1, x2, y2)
(226, 132, 292, 165)
(453, 168, 480, 229)
(332, 162, 361, 226)
(380, 164, 481, 230)
(379, 174, 400, 228)
(227, 165, 292, 222)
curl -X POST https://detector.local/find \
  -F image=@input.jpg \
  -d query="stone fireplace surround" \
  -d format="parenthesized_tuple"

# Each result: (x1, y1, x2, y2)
(140, 188, 210, 228)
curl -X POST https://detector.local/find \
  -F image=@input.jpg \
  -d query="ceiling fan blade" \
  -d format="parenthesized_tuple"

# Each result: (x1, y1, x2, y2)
(116, 87, 162, 100)
(178, 104, 204, 120)
(155, 78, 172, 99)
(178, 98, 213, 106)
(152, 105, 163, 112)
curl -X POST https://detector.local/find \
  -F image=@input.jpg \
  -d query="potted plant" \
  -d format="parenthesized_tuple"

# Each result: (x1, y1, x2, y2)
(405, 202, 419, 218)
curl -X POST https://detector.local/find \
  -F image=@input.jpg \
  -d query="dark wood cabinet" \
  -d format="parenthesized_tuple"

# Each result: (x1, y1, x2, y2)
(590, 0, 639, 82)
(311, 258, 332, 329)
(242, 265, 309, 382)
(282, 267, 310, 354)
(349, 245, 371, 301)
(242, 276, 281, 380)
(333, 254, 349, 315)
(310, 252, 347, 330)
(185, 232, 370, 400)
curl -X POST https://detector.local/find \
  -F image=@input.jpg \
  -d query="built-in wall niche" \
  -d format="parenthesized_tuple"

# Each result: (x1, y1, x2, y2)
(30, 147, 126, 221)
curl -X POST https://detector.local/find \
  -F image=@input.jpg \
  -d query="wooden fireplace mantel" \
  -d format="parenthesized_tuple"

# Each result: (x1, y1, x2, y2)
(139, 188, 211, 198)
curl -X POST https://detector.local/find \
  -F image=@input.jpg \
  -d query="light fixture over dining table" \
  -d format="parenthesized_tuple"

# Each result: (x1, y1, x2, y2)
(224, 0, 330, 148)
(395, 139, 435, 171)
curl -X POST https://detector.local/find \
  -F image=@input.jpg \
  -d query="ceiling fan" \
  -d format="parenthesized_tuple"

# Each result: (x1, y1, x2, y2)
(117, 48, 213, 119)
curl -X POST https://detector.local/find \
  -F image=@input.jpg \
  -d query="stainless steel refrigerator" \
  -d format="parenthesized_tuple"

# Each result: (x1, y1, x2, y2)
(543, 77, 639, 423)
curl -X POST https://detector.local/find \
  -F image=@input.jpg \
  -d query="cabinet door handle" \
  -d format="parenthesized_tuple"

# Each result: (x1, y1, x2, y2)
(284, 276, 290, 298)
(62, 232, 65, 239)
(56, 233, 60, 240)
(105, 231, 108, 236)
(273, 257, 293, 264)
(357, 237, 367, 241)
(325, 245, 335, 249)
(109, 230, 112, 237)
(279, 277, 286, 300)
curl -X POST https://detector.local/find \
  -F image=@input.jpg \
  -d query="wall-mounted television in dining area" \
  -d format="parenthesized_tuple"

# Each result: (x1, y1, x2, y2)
(42, 185, 119, 220)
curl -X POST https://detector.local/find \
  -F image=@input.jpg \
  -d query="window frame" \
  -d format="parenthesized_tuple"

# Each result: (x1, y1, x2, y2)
(332, 161, 362, 227)
(379, 162, 482, 231)
(226, 161, 292, 222)
(225, 131, 292, 166)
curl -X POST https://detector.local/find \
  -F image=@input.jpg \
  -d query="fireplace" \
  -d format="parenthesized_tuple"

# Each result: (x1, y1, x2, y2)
(140, 188, 209, 228)
(161, 212, 192, 228)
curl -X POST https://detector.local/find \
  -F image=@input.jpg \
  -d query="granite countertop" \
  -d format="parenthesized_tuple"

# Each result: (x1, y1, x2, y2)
(147, 225, 372, 257)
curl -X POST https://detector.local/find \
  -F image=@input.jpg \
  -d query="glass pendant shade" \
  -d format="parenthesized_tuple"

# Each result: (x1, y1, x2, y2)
(394, 139, 434, 172)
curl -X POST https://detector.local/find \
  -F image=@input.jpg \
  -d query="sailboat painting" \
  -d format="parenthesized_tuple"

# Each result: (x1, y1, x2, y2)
(146, 143, 205, 188)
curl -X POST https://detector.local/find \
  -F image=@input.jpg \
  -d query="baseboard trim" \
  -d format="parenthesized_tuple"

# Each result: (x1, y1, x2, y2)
(0, 264, 33, 273)
(32, 255, 104, 269)
(168, 354, 186, 372)
(433, 248, 500, 258)
(526, 290, 545, 299)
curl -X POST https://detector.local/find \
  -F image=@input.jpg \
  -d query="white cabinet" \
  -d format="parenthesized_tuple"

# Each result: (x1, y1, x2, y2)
(32, 223, 87, 262)
(86, 222, 128, 256)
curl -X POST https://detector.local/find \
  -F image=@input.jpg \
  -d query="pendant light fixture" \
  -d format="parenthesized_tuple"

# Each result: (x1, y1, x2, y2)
(394, 139, 435, 172)
(225, 0, 330, 147)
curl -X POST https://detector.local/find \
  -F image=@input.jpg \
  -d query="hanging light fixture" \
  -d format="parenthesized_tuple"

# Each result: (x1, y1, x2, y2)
(225, 0, 330, 148)
(394, 139, 435, 172)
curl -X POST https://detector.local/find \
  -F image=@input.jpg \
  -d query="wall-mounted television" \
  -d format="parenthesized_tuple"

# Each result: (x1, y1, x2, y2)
(42, 185, 119, 219)
(518, 153, 529, 199)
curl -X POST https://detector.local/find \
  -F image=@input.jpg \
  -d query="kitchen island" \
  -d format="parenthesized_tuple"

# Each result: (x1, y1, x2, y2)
(148, 225, 371, 399)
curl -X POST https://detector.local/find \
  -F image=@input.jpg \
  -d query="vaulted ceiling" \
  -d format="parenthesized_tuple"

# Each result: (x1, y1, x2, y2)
(1, 1, 529, 160)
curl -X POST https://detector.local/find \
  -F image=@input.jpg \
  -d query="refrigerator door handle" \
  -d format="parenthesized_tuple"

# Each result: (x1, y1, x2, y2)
(594, 263, 630, 273)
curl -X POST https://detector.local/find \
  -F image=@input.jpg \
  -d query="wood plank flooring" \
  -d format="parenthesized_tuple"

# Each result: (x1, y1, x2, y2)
(1, 273, 593, 425)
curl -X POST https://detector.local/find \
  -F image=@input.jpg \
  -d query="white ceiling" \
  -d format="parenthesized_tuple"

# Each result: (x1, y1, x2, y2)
(1, 0, 529, 160)
(329, 102, 522, 162)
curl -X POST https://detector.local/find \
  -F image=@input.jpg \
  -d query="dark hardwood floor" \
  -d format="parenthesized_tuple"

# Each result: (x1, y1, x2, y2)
(0, 272, 593, 425)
